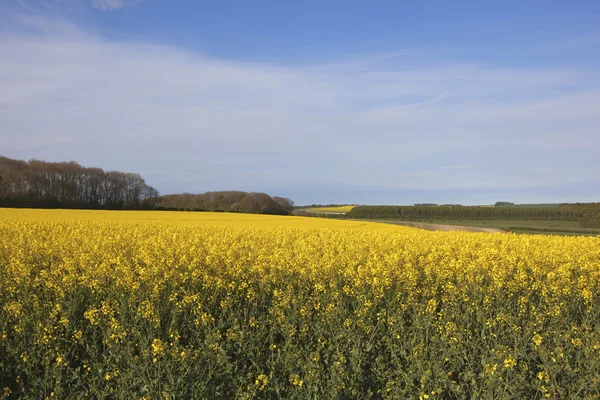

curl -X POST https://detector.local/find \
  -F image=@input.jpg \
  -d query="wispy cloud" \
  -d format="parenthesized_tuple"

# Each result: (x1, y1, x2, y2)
(8, 0, 145, 14)
(91, 0, 126, 10)
(90, 0, 146, 10)
(0, 14, 599, 203)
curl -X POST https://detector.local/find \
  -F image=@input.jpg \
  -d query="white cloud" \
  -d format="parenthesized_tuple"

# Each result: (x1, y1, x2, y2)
(6, 1, 142, 14)
(0, 16, 599, 203)
(90, 0, 126, 10)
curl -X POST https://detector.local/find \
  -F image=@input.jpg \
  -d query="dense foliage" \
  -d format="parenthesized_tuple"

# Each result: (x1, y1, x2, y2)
(1, 209, 599, 399)
(560, 203, 600, 228)
(348, 205, 581, 222)
(0, 156, 158, 210)
(157, 192, 294, 215)
(0, 156, 294, 216)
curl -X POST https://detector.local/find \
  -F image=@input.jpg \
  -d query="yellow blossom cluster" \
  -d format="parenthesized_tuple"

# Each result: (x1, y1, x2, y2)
(1, 208, 599, 398)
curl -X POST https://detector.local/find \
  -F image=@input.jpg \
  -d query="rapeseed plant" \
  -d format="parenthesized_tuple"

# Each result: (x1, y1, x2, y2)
(0, 209, 599, 398)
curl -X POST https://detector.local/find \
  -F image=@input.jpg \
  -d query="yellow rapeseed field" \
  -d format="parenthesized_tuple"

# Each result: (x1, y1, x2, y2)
(308, 205, 354, 213)
(1, 208, 599, 399)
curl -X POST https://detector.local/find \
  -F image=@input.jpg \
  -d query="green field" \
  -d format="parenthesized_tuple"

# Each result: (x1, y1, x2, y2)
(414, 219, 600, 236)
(418, 219, 579, 229)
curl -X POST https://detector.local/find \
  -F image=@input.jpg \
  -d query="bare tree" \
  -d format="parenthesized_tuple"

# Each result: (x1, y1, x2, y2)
(0, 156, 159, 210)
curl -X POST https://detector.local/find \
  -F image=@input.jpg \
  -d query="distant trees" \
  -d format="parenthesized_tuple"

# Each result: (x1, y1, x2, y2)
(560, 203, 600, 228)
(495, 201, 515, 206)
(348, 205, 581, 221)
(272, 196, 295, 214)
(156, 192, 294, 215)
(0, 156, 296, 216)
(0, 156, 159, 209)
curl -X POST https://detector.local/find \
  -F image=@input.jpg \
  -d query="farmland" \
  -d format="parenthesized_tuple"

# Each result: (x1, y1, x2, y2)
(1, 209, 600, 398)
(377, 219, 600, 236)
(345, 204, 600, 236)
(308, 205, 355, 213)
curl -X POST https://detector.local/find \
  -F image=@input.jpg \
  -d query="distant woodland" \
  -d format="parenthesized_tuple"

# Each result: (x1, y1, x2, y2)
(0, 156, 159, 209)
(0, 156, 294, 215)
(156, 192, 294, 215)
(2, 156, 598, 224)
(349, 205, 600, 228)
(560, 203, 600, 228)
(349, 205, 580, 220)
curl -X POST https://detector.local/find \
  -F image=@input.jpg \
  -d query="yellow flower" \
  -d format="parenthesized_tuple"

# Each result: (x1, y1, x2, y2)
(537, 371, 549, 383)
(152, 339, 165, 356)
(72, 330, 83, 341)
(289, 374, 303, 387)
(2, 208, 600, 397)
(504, 355, 517, 369)
(255, 374, 269, 391)
(484, 363, 498, 375)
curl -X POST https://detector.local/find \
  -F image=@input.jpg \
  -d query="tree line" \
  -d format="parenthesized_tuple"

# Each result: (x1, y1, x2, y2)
(348, 205, 582, 221)
(157, 192, 294, 215)
(0, 156, 159, 209)
(0, 156, 296, 215)
(560, 203, 600, 228)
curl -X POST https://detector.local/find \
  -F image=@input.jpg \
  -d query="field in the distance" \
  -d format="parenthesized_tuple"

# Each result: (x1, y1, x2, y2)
(407, 219, 600, 236)
(345, 203, 599, 236)
(1, 208, 599, 398)
(308, 205, 355, 213)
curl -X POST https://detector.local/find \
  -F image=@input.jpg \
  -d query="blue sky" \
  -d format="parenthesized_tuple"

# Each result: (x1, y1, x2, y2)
(1, 0, 600, 205)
